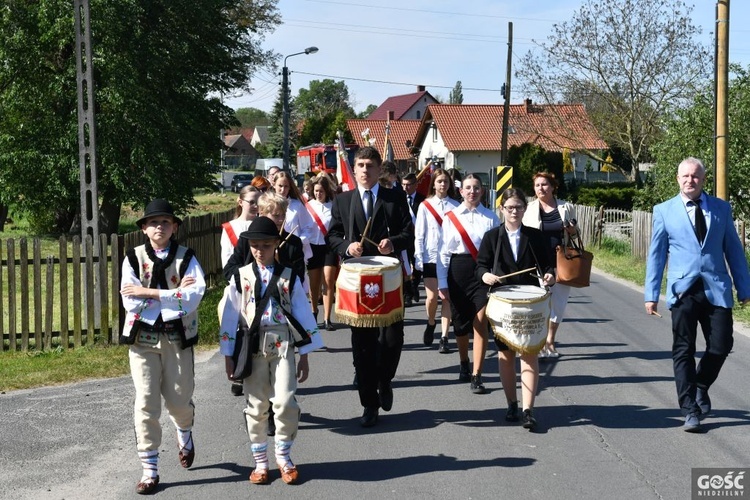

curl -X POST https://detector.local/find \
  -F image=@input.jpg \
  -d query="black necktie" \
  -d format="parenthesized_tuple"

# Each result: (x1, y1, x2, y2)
(409, 194, 414, 209)
(692, 199, 706, 243)
(364, 190, 373, 219)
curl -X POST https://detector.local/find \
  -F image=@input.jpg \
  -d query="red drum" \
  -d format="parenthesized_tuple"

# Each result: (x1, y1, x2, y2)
(487, 285, 550, 354)
(335, 256, 404, 327)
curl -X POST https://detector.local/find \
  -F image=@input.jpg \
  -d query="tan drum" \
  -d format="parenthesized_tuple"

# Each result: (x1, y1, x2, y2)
(335, 256, 404, 328)
(486, 285, 550, 354)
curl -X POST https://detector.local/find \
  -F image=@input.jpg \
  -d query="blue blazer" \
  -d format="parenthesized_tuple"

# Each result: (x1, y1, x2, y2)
(645, 193, 750, 309)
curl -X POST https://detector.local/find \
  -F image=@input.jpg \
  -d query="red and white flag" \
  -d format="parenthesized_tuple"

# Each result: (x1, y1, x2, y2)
(335, 130, 356, 191)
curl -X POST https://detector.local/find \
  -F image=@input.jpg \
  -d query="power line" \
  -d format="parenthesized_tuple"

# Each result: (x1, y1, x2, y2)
(292, 70, 502, 92)
(303, 0, 557, 23)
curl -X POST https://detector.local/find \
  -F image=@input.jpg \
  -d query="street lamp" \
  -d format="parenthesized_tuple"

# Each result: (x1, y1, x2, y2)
(282, 46, 319, 171)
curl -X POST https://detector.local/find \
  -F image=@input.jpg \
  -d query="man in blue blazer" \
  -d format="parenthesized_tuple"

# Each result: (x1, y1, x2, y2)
(645, 157, 750, 432)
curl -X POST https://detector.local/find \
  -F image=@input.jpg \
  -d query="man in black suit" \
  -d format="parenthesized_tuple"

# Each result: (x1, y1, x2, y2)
(401, 173, 425, 308)
(327, 147, 413, 427)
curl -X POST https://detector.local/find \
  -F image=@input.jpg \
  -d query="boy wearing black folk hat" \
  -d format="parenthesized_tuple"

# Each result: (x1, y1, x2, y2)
(219, 216, 323, 485)
(120, 199, 206, 495)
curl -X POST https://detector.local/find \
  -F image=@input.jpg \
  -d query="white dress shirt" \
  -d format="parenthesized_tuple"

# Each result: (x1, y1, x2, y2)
(414, 195, 460, 271)
(437, 203, 500, 289)
(307, 199, 333, 245)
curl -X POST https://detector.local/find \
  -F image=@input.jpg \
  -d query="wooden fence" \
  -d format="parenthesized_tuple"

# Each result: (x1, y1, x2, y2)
(1, 209, 233, 352)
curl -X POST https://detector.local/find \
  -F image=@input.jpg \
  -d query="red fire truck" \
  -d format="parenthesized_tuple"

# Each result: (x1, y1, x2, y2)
(297, 143, 359, 175)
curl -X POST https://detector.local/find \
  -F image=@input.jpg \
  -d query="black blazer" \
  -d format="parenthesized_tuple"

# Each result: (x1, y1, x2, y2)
(327, 186, 413, 260)
(475, 225, 554, 289)
(223, 229, 305, 284)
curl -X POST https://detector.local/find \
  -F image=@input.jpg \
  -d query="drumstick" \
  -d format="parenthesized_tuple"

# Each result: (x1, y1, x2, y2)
(362, 236, 379, 246)
(496, 267, 537, 281)
(360, 217, 373, 245)
(277, 225, 298, 250)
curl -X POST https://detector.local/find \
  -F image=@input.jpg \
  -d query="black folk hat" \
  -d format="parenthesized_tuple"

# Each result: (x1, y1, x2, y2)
(136, 199, 182, 227)
(244, 216, 282, 241)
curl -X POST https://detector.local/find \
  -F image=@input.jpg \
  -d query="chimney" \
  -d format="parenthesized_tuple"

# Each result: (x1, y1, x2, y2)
(417, 85, 426, 92)
(525, 98, 532, 112)
(388, 110, 395, 120)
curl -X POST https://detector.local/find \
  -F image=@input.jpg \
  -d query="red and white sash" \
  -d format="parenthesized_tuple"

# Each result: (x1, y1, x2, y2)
(222, 221, 239, 247)
(445, 211, 478, 260)
(304, 200, 328, 237)
(423, 200, 444, 227)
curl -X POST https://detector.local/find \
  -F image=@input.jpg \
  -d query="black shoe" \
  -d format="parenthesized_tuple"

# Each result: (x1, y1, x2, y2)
(404, 297, 414, 307)
(267, 409, 276, 436)
(423, 323, 436, 346)
(325, 320, 336, 331)
(459, 360, 471, 382)
(413, 288, 420, 303)
(379, 383, 393, 412)
(470, 374, 486, 394)
(696, 387, 711, 418)
(522, 409, 537, 430)
(439, 337, 451, 354)
(230, 381, 243, 396)
(360, 407, 379, 427)
(505, 401, 519, 422)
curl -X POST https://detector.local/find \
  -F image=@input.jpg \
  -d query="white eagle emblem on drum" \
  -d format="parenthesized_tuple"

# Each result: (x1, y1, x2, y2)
(364, 282, 381, 299)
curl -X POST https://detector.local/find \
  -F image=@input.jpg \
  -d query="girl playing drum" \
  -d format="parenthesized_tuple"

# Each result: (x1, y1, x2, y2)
(476, 188, 555, 431)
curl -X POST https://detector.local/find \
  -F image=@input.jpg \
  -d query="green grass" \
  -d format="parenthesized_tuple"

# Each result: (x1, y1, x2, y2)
(593, 237, 750, 326)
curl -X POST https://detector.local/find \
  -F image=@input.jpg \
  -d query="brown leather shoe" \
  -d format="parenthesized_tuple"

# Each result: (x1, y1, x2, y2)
(178, 445, 195, 468)
(278, 463, 299, 484)
(249, 468, 269, 484)
(135, 475, 159, 495)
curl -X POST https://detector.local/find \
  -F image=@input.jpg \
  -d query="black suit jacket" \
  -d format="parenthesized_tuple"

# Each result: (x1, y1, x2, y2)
(223, 229, 305, 284)
(327, 186, 413, 260)
(475, 225, 554, 289)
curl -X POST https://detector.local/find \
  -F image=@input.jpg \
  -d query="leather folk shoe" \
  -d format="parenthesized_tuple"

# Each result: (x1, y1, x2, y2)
(136, 475, 159, 495)
(360, 406, 379, 427)
(178, 433, 195, 468)
(278, 463, 299, 484)
(696, 387, 711, 418)
(249, 468, 269, 484)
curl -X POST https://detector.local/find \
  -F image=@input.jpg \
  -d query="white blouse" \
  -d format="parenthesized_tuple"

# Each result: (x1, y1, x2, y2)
(414, 195, 460, 272)
(306, 199, 333, 246)
(285, 197, 315, 261)
(437, 203, 500, 289)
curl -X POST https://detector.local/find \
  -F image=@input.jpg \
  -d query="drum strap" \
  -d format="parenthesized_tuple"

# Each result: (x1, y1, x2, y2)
(423, 200, 443, 227)
(222, 221, 239, 247)
(446, 211, 478, 260)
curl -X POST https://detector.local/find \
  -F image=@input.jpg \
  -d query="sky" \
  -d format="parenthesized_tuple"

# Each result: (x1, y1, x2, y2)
(224, 0, 750, 115)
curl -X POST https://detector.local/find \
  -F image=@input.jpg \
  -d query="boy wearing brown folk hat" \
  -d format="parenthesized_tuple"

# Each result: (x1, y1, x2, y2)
(120, 199, 206, 495)
(219, 216, 323, 485)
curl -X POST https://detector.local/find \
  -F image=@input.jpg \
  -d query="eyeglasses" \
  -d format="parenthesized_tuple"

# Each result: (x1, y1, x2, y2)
(241, 199, 258, 205)
(503, 205, 526, 212)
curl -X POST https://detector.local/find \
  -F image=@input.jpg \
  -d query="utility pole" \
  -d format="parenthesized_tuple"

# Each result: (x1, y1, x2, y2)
(501, 22, 513, 174)
(715, 0, 729, 200)
(282, 47, 319, 171)
(74, 0, 100, 246)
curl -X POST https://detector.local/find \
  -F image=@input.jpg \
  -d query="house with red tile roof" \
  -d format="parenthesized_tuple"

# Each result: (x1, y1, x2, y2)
(367, 85, 439, 121)
(223, 133, 259, 168)
(346, 117, 421, 172)
(413, 100, 607, 176)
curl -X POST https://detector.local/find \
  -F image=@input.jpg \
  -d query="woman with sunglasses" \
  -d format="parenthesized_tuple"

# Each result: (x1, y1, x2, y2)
(219, 185, 260, 396)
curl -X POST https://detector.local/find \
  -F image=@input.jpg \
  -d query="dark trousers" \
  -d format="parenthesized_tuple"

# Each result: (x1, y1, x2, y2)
(670, 281, 734, 415)
(351, 321, 404, 409)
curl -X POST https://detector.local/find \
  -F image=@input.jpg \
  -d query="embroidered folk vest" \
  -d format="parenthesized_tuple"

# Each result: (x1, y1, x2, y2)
(120, 244, 198, 348)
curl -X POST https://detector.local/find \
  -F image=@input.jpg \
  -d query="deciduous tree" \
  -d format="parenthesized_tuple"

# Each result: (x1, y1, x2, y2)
(516, 0, 710, 181)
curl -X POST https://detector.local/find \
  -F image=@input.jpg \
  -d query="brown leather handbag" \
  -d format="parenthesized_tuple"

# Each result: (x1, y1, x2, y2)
(556, 234, 593, 288)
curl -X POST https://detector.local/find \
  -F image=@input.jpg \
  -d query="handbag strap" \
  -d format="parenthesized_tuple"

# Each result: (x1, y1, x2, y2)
(446, 210, 478, 260)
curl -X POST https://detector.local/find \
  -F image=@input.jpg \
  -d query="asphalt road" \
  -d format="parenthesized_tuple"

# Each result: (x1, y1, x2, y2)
(2, 269, 749, 500)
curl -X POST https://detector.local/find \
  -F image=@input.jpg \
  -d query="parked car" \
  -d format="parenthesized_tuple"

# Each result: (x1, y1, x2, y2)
(230, 173, 254, 193)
